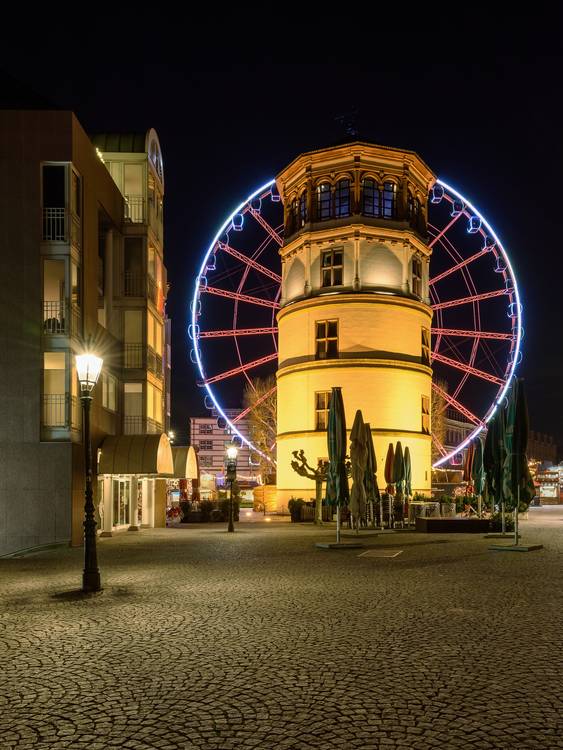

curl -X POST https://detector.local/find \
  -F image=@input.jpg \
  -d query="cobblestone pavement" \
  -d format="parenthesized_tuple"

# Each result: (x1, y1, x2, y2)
(1, 509, 562, 749)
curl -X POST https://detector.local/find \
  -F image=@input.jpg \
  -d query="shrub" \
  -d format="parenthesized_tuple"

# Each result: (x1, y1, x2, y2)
(490, 512, 515, 532)
(180, 500, 191, 522)
(200, 499, 214, 522)
(218, 497, 240, 522)
(288, 497, 304, 522)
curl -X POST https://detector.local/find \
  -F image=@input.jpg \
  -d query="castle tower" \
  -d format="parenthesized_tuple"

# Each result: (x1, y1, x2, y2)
(275, 141, 436, 508)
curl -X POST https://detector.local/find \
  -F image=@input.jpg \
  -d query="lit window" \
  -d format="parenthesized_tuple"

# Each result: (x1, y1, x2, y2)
(334, 179, 351, 218)
(316, 182, 332, 221)
(199, 440, 213, 450)
(315, 391, 332, 430)
(321, 249, 343, 287)
(421, 327, 430, 366)
(299, 191, 307, 226)
(382, 181, 396, 218)
(102, 372, 118, 412)
(199, 423, 213, 434)
(412, 257, 423, 298)
(361, 178, 380, 217)
(316, 320, 338, 360)
(199, 455, 213, 467)
(422, 395, 430, 434)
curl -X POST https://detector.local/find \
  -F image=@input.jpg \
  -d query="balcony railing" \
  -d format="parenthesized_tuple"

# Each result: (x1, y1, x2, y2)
(42, 208, 67, 242)
(43, 301, 67, 334)
(124, 343, 144, 368)
(124, 195, 145, 224)
(147, 275, 158, 306)
(147, 346, 163, 379)
(123, 271, 144, 297)
(42, 394, 66, 427)
(124, 416, 163, 435)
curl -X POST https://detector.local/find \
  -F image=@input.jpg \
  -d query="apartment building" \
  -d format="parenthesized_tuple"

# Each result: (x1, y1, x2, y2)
(0, 110, 172, 556)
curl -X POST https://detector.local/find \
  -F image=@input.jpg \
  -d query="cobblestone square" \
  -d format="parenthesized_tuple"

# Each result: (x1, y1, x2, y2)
(1, 509, 562, 749)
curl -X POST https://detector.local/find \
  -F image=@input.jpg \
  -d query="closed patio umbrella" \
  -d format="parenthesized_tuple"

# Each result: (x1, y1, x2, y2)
(384, 442, 395, 528)
(364, 423, 381, 529)
(349, 410, 368, 534)
(471, 436, 485, 517)
(404, 446, 412, 525)
(326, 387, 349, 544)
(393, 441, 405, 526)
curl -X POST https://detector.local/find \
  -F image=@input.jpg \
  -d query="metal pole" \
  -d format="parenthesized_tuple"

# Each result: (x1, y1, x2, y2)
(514, 485, 519, 546)
(228, 472, 235, 533)
(336, 505, 341, 544)
(82, 395, 101, 592)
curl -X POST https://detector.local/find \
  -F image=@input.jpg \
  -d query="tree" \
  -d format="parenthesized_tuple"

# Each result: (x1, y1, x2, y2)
(431, 378, 448, 464)
(243, 375, 277, 486)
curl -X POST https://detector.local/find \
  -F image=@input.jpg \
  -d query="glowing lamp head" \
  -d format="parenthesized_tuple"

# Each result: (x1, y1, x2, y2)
(226, 444, 238, 461)
(76, 353, 103, 393)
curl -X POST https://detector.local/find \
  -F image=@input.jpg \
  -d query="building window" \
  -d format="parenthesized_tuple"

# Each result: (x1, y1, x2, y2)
(299, 191, 307, 226)
(102, 372, 118, 412)
(315, 391, 331, 430)
(112, 479, 130, 526)
(334, 179, 351, 218)
(321, 249, 343, 287)
(412, 257, 422, 297)
(421, 327, 430, 366)
(199, 455, 213, 467)
(422, 395, 430, 434)
(382, 181, 396, 218)
(316, 182, 332, 221)
(199, 423, 213, 434)
(316, 320, 338, 360)
(361, 178, 380, 217)
(199, 440, 213, 450)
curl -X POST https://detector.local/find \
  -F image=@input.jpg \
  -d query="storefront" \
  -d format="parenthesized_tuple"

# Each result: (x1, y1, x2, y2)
(97, 433, 174, 534)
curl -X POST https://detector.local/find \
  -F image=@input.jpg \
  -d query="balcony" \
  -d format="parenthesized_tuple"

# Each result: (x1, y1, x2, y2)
(42, 394, 81, 430)
(42, 209, 81, 247)
(43, 302, 81, 337)
(123, 416, 163, 435)
(147, 346, 163, 379)
(124, 343, 144, 368)
(124, 195, 145, 224)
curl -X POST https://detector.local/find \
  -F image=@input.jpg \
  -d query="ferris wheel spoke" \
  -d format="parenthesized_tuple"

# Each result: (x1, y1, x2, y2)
(429, 247, 490, 285)
(432, 382, 484, 427)
(428, 211, 464, 248)
(202, 353, 278, 386)
(219, 242, 282, 283)
(232, 385, 277, 424)
(201, 286, 280, 309)
(432, 328, 514, 341)
(199, 327, 278, 339)
(431, 351, 504, 386)
(249, 208, 283, 245)
(431, 433, 448, 458)
(432, 288, 509, 312)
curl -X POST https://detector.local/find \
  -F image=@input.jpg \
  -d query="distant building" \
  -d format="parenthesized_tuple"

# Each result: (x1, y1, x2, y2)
(527, 431, 557, 464)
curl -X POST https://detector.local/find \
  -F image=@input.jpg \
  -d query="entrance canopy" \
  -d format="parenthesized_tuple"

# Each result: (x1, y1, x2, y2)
(172, 445, 199, 479)
(99, 434, 174, 477)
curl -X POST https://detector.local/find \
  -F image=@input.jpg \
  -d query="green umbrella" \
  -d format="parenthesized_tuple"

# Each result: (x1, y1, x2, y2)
(471, 436, 485, 517)
(364, 424, 381, 529)
(484, 399, 507, 531)
(404, 446, 412, 525)
(502, 377, 534, 543)
(350, 410, 368, 533)
(326, 386, 349, 544)
(392, 441, 405, 526)
(383, 442, 395, 528)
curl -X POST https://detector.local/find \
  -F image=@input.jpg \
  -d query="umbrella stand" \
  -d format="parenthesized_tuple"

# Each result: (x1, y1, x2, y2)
(489, 485, 543, 552)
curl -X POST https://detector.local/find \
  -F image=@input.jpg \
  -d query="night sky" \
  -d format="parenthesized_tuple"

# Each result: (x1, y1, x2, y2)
(2, 36, 562, 448)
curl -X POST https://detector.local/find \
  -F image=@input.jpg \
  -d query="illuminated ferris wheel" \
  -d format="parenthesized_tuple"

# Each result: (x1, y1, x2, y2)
(189, 178, 522, 467)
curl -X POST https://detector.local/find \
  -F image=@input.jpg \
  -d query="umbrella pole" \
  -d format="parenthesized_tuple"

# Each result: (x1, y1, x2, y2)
(501, 501, 506, 536)
(478, 494, 482, 518)
(336, 505, 341, 544)
(514, 486, 519, 545)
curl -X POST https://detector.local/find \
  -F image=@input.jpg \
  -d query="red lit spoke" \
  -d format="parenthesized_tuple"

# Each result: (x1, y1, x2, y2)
(204, 353, 278, 385)
(219, 242, 282, 283)
(249, 208, 283, 245)
(232, 385, 277, 424)
(432, 434, 448, 458)
(199, 327, 278, 339)
(428, 211, 464, 248)
(432, 289, 509, 312)
(432, 351, 503, 386)
(432, 328, 514, 341)
(432, 382, 484, 427)
(429, 247, 490, 285)
(202, 286, 280, 310)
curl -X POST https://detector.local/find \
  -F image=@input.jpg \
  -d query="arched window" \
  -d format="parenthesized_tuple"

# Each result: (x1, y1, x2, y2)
(299, 191, 307, 226)
(382, 181, 396, 219)
(362, 178, 380, 217)
(334, 178, 350, 218)
(316, 182, 332, 221)
(288, 198, 298, 234)
(407, 192, 414, 219)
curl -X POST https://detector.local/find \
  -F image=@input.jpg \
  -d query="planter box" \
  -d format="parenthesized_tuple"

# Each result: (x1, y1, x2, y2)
(416, 517, 490, 533)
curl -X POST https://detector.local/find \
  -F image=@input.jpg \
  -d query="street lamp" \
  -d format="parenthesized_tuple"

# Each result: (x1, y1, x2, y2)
(76, 352, 103, 592)
(226, 442, 238, 533)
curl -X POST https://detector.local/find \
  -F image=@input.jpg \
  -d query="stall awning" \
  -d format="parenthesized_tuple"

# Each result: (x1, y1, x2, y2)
(172, 446, 199, 479)
(98, 434, 174, 477)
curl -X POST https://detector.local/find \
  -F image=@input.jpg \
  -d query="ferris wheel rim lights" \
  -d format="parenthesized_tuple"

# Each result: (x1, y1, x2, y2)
(191, 177, 523, 468)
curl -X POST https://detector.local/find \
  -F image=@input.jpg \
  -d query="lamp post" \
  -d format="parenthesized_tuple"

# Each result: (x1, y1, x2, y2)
(226, 443, 238, 533)
(75, 352, 103, 592)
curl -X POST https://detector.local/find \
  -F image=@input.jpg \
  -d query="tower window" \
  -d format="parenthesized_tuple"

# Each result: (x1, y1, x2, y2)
(315, 391, 332, 430)
(421, 327, 430, 366)
(321, 249, 343, 287)
(422, 395, 430, 434)
(316, 182, 332, 221)
(412, 257, 422, 297)
(334, 179, 351, 218)
(315, 320, 338, 360)
(299, 191, 307, 226)
(382, 181, 396, 218)
(361, 178, 380, 217)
